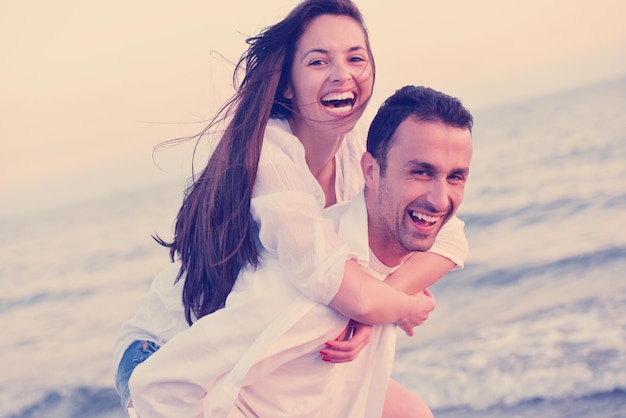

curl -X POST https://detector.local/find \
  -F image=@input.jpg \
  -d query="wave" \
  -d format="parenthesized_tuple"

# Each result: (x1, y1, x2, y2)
(605, 192, 626, 209)
(0, 289, 95, 315)
(394, 298, 626, 416)
(460, 198, 588, 228)
(431, 388, 626, 418)
(462, 189, 624, 229)
(464, 244, 626, 288)
(10, 385, 623, 418)
(6, 387, 122, 418)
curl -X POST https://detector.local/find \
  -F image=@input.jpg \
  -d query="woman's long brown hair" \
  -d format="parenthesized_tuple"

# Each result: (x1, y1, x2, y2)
(156, 0, 371, 325)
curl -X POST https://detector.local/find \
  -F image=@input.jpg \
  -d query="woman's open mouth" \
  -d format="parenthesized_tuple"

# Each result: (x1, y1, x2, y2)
(321, 91, 356, 114)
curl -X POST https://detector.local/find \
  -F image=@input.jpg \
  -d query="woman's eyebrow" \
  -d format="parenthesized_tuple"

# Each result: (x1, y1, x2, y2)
(302, 45, 366, 59)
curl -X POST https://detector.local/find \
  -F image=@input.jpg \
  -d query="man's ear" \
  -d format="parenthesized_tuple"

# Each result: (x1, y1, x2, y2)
(361, 152, 379, 189)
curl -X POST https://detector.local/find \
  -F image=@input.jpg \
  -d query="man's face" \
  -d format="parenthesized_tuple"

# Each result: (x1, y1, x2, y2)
(364, 118, 472, 264)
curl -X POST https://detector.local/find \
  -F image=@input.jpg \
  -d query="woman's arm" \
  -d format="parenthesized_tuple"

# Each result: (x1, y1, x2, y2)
(321, 252, 453, 361)
(328, 214, 467, 327)
(385, 214, 468, 294)
(328, 259, 437, 336)
(129, 319, 229, 418)
(384, 252, 456, 294)
(113, 263, 190, 410)
(324, 215, 467, 360)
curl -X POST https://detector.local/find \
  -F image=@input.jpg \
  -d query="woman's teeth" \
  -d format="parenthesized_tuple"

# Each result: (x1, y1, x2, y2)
(321, 92, 356, 113)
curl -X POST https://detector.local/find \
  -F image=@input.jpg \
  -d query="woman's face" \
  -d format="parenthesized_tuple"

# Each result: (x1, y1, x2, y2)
(285, 14, 374, 135)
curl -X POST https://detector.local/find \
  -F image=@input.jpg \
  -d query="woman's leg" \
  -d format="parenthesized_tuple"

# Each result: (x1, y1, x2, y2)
(382, 378, 433, 418)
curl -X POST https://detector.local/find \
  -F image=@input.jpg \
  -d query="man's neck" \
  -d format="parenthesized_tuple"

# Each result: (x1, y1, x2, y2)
(369, 247, 414, 271)
(368, 238, 413, 268)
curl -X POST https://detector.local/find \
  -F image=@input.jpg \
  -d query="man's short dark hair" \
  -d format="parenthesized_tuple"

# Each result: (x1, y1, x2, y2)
(367, 85, 473, 173)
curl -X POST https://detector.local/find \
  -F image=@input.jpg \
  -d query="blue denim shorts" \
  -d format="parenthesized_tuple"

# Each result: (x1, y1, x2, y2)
(116, 340, 161, 409)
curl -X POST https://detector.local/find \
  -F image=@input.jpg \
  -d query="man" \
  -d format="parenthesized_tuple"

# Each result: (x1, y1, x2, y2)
(128, 85, 473, 417)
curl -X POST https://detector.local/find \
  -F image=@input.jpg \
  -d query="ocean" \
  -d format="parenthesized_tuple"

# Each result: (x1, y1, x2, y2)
(1, 76, 625, 417)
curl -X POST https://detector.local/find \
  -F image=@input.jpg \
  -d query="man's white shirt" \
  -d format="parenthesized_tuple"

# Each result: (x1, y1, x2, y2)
(128, 192, 467, 417)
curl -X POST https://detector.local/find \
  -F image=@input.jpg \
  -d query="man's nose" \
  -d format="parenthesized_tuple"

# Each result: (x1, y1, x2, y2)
(426, 179, 449, 213)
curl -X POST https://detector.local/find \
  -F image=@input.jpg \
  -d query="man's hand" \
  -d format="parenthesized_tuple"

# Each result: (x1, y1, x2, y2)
(320, 320, 371, 363)
(396, 289, 435, 336)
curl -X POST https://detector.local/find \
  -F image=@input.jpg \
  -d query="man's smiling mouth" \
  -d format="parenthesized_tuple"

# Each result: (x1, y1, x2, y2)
(409, 210, 439, 226)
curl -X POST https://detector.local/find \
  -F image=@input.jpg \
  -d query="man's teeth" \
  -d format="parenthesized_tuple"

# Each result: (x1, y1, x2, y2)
(410, 211, 438, 223)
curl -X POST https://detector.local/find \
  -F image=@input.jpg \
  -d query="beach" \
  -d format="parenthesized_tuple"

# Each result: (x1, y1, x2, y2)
(2, 76, 625, 418)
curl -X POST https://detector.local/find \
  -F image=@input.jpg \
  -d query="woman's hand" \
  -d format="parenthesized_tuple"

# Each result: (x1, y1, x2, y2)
(320, 320, 371, 363)
(395, 289, 436, 336)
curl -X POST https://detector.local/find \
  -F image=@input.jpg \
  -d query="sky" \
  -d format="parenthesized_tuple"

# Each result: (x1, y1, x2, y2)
(1, 0, 625, 216)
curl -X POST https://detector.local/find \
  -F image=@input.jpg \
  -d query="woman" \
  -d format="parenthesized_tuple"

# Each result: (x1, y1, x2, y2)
(115, 0, 466, 416)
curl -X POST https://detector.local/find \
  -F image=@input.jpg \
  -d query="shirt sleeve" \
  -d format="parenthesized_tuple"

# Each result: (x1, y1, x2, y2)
(128, 315, 234, 418)
(128, 259, 318, 418)
(427, 215, 469, 269)
(112, 262, 190, 376)
(250, 120, 356, 305)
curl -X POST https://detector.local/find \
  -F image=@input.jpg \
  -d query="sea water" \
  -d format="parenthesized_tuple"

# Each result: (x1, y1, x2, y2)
(1, 76, 625, 417)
